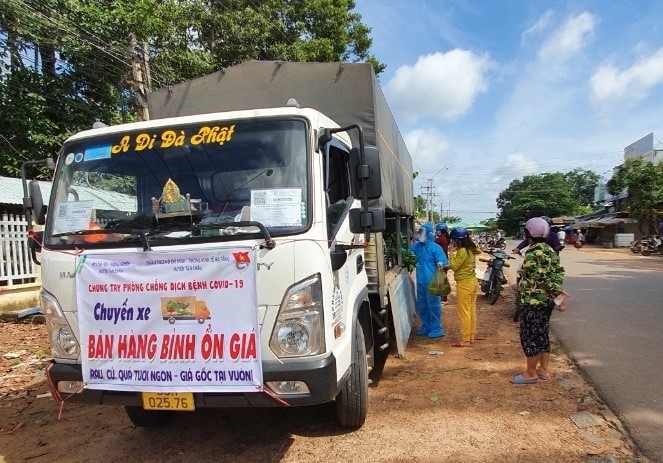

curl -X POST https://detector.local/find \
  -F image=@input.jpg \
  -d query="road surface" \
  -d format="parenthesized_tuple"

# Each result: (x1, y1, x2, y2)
(550, 245, 663, 462)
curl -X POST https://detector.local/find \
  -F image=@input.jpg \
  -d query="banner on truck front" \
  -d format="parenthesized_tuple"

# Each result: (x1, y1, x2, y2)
(76, 248, 262, 393)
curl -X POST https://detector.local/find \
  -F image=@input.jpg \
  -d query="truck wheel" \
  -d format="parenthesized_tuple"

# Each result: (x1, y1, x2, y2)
(488, 277, 501, 305)
(335, 319, 368, 428)
(124, 406, 173, 427)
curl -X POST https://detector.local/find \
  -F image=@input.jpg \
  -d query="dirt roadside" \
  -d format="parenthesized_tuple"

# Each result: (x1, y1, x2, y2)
(0, 247, 652, 463)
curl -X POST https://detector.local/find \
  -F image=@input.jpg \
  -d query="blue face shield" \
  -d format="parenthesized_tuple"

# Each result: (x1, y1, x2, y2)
(418, 229, 427, 243)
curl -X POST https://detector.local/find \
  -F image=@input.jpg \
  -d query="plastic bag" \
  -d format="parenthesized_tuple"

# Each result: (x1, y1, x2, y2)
(427, 269, 451, 296)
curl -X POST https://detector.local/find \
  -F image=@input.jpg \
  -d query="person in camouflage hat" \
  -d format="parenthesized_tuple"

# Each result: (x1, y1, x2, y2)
(512, 217, 565, 385)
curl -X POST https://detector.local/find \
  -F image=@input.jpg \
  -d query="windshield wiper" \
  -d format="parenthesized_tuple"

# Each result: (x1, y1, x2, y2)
(194, 221, 275, 249)
(52, 228, 152, 251)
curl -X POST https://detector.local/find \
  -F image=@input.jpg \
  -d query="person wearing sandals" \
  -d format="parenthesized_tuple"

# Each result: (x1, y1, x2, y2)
(447, 227, 482, 347)
(512, 217, 565, 384)
(410, 222, 449, 339)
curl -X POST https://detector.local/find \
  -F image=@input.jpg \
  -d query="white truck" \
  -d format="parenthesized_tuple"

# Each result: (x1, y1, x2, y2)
(22, 61, 415, 428)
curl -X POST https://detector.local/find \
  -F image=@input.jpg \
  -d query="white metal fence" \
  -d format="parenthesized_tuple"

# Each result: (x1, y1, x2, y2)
(0, 214, 37, 286)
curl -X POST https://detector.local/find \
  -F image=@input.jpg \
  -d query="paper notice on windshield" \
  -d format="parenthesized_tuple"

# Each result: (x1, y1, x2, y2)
(52, 200, 93, 234)
(250, 189, 302, 227)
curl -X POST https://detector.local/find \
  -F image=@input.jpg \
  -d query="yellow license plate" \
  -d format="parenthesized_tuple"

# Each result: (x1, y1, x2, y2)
(142, 392, 195, 411)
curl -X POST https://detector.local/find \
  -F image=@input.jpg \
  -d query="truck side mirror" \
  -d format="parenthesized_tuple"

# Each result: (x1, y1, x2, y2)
(349, 207, 385, 234)
(350, 146, 382, 200)
(28, 180, 47, 225)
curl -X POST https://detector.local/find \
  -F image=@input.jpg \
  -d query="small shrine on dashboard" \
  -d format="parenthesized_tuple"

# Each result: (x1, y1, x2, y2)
(152, 178, 207, 220)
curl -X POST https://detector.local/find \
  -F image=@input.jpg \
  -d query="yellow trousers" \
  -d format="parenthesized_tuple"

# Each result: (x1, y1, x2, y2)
(456, 278, 478, 342)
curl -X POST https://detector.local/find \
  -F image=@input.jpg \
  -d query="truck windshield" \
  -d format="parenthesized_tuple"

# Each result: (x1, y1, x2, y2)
(44, 118, 309, 248)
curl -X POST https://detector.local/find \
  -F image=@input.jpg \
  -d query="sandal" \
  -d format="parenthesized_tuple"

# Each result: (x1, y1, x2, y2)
(511, 374, 537, 384)
(452, 340, 472, 347)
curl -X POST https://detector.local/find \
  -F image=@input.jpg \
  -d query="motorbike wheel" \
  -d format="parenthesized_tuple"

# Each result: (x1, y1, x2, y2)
(574, 241, 583, 248)
(498, 241, 506, 250)
(487, 276, 501, 304)
(642, 248, 651, 256)
(479, 280, 488, 295)
(630, 243, 641, 254)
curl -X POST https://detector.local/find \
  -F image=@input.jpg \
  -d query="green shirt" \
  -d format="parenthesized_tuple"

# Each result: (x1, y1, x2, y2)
(517, 243, 565, 306)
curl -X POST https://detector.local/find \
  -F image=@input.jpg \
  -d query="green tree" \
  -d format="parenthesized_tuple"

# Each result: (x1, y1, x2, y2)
(480, 218, 497, 229)
(414, 195, 427, 219)
(0, 0, 383, 177)
(191, 0, 385, 75)
(563, 168, 601, 207)
(496, 172, 586, 235)
(441, 215, 462, 224)
(606, 157, 663, 232)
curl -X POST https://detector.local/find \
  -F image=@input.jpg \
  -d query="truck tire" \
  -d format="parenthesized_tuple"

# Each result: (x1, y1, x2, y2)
(124, 406, 173, 427)
(335, 319, 368, 428)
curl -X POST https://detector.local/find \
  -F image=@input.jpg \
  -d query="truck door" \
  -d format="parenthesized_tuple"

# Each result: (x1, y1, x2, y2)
(323, 142, 363, 332)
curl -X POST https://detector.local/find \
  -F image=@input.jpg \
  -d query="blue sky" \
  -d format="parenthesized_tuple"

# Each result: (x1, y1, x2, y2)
(354, 0, 663, 223)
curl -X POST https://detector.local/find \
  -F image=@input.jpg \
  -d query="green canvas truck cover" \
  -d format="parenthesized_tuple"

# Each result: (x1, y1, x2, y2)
(147, 60, 414, 216)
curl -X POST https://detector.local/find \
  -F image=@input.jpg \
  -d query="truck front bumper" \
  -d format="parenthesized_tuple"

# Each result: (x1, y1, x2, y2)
(47, 354, 340, 408)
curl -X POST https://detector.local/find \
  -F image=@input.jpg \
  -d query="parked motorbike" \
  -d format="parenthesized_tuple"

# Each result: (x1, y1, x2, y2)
(640, 235, 663, 256)
(478, 249, 515, 304)
(476, 235, 490, 252)
(630, 238, 642, 254)
(565, 232, 584, 248)
(488, 236, 507, 250)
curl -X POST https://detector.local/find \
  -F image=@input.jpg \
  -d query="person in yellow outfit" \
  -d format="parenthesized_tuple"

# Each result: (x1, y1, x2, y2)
(448, 227, 482, 347)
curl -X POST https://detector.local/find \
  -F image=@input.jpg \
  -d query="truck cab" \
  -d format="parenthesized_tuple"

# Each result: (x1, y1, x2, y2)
(28, 104, 392, 428)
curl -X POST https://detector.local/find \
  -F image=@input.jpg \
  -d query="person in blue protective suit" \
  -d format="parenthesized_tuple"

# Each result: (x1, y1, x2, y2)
(410, 222, 449, 338)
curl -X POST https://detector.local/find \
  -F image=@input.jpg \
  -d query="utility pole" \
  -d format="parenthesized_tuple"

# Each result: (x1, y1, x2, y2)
(129, 33, 150, 121)
(420, 167, 447, 223)
(420, 179, 437, 223)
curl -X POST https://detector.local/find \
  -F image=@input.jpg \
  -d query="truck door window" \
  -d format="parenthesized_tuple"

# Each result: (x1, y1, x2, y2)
(325, 144, 351, 238)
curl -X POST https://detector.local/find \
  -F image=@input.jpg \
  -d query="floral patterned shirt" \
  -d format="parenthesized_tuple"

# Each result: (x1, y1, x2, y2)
(517, 242, 565, 306)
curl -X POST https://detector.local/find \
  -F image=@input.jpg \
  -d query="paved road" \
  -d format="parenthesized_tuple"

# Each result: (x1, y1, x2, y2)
(549, 245, 663, 462)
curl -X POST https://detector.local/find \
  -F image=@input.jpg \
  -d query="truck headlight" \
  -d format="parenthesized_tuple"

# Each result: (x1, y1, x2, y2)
(270, 274, 325, 358)
(41, 290, 80, 360)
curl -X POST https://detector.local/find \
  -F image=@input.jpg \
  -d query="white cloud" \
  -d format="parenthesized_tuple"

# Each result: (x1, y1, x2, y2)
(589, 48, 663, 103)
(502, 152, 538, 179)
(404, 128, 450, 174)
(538, 12, 595, 60)
(522, 10, 553, 42)
(385, 50, 493, 122)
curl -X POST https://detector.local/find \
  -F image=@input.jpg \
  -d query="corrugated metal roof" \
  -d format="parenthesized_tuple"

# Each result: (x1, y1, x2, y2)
(575, 213, 638, 227)
(0, 176, 136, 211)
(595, 216, 638, 225)
(0, 176, 52, 205)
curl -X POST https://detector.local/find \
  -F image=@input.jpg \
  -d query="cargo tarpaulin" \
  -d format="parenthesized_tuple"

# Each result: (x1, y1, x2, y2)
(147, 61, 414, 216)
